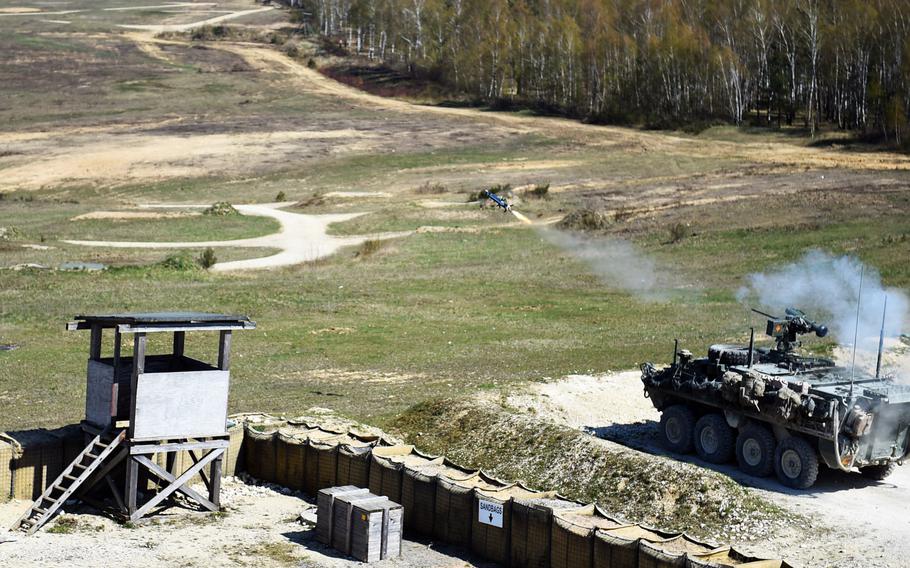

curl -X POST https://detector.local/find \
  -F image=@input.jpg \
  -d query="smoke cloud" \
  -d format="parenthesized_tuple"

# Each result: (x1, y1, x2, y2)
(736, 250, 909, 354)
(540, 229, 681, 301)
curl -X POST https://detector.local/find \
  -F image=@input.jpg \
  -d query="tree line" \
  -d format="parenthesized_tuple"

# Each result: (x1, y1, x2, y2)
(292, 0, 910, 144)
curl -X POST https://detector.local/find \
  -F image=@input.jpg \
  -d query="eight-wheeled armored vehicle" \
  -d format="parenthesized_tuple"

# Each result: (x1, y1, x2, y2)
(641, 308, 910, 488)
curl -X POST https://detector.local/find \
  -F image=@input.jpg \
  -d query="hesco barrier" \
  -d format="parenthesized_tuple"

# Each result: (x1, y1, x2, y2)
(0, 414, 792, 568)
(512, 494, 583, 568)
(471, 483, 542, 566)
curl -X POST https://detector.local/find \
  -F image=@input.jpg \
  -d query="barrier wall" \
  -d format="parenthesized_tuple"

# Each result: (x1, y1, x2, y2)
(0, 414, 791, 568)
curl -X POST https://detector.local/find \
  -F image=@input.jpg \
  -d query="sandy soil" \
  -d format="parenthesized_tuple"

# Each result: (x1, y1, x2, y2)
(71, 210, 197, 221)
(508, 372, 910, 568)
(117, 6, 274, 32)
(0, 477, 496, 568)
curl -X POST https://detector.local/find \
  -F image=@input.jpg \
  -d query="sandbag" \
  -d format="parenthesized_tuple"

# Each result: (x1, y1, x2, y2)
(511, 495, 584, 568)
(9, 429, 63, 500)
(336, 440, 374, 488)
(471, 483, 542, 566)
(367, 445, 414, 504)
(434, 469, 504, 548)
(400, 454, 445, 537)
(595, 525, 677, 568)
(640, 535, 715, 568)
(244, 424, 279, 482)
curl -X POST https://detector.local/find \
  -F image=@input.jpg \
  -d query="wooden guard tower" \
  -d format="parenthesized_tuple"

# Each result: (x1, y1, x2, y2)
(14, 312, 255, 534)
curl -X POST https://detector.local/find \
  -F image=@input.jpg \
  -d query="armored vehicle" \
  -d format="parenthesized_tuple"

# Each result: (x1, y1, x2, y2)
(641, 308, 910, 489)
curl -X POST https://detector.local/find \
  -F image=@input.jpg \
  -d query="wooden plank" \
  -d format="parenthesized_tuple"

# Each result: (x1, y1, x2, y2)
(78, 448, 127, 495)
(173, 331, 185, 358)
(131, 450, 221, 521)
(217, 330, 232, 371)
(130, 440, 229, 455)
(132, 371, 229, 440)
(134, 454, 218, 512)
(85, 360, 115, 428)
(113, 330, 122, 370)
(118, 323, 252, 334)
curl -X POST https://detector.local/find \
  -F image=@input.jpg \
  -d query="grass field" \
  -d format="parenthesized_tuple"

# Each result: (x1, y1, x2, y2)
(1, 0, 909, 434)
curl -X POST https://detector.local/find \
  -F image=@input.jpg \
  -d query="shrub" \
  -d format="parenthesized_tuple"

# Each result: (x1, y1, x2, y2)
(198, 247, 218, 269)
(275, 191, 287, 202)
(282, 41, 299, 58)
(204, 201, 239, 216)
(307, 58, 317, 69)
(415, 181, 446, 194)
(160, 253, 200, 271)
(527, 183, 550, 199)
(557, 209, 612, 232)
(668, 222, 689, 243)
(355, 239, 386, 258)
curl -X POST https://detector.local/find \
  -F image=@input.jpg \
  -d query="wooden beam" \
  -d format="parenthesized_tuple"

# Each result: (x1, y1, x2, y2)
(78, 448, 127, 494)
(130, 440, 229, 455)
(131, 450, 221, 520)
(113, 330, 122, 369)
(133, 454, 219, 513)
(187, 450, 211, 491)
(117, 323, 252, 334)
(89, 325, 102, 361)
(173, 331, 185, 358)
(209, 453, 223, 508)
(125, 457, 139, 516)
(217, 330, 232, 371)
(128, 333, 146, 439)
(105, 474, 127, 514)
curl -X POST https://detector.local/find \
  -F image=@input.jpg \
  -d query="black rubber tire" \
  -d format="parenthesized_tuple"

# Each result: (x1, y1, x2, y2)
(708, 344, 752, 366)
(774, 436, 819, 489)
(659, 405, 696, 454)
(694, 414, 735, 464)
(860, 462, 897, 481)
(735, 423, 776, 477)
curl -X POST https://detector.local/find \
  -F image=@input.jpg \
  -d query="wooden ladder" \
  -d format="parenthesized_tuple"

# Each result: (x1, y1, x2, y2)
(13, 428, 126, 535)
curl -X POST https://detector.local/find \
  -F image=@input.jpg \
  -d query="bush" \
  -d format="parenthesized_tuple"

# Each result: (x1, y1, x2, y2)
(282, 41, 299, 58)
(159, 253, 200, 271)
(275, 191, 287, 202)
(307, 58, 317, 69)
(355, 239, 386, 258)
(557, 209, 612, 232)
(668, 222, 689, 243)
(204, 201, 239, 216)
(527, 183, 550, 199)
(415, 181, 446, 194)
(198, 247, 217, 269)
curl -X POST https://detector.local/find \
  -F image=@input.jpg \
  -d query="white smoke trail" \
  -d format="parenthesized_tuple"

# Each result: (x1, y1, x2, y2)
(736, 250, 909, 360)
(539, 229, 680, 301)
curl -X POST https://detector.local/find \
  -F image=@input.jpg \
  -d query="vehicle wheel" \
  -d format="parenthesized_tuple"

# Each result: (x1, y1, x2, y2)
(659, 405, 696, 454)
(735, 423, 776, 477)
(708, 344, 752, 366)
(694, 414, 735, 463)
(860, 463, 897, 481)
(774, 436, 819, 489)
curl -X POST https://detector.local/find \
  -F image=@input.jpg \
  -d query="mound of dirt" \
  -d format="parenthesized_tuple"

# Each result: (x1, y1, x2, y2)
(391, 397, 791, 542)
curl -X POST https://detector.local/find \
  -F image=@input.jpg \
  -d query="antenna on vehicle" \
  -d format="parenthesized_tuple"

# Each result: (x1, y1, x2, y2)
(875, 295, 888, 379)
(747, 327, 755, 368)
(849, 266, 865, 399)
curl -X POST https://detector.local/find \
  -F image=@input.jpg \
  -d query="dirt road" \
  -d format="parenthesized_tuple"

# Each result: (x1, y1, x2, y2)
(63, 203, 382, 271)
(509, 372, 910, 568)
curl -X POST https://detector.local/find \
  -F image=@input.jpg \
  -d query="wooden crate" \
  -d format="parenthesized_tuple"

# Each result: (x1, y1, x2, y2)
(316, 486, 368, 545)
(332, 493, 388, 555)
(351, 499, 404, 563)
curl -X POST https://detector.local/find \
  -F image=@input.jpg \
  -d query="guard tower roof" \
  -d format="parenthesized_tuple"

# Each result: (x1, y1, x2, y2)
(67, 312, 255, 333)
